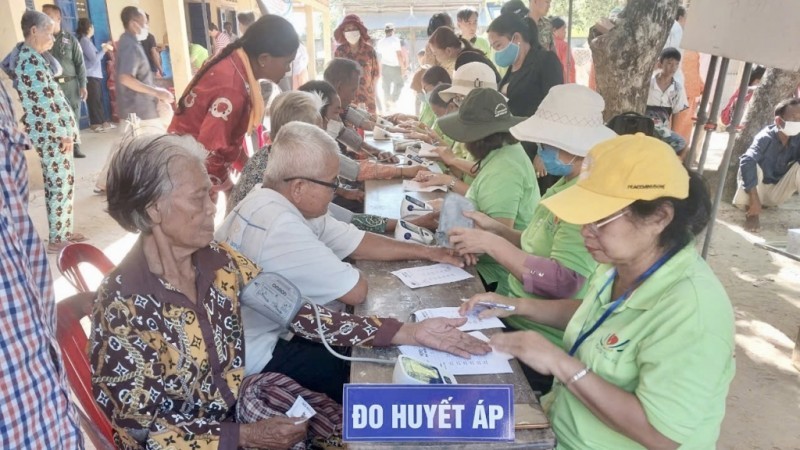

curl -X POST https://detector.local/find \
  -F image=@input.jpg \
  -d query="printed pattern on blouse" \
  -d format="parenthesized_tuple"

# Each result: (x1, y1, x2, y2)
(334, 43, 380, 114)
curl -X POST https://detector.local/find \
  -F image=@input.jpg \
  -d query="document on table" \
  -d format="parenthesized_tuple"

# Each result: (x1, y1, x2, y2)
(399, 331, 513, 375)
(402, 180, 447, 192)
(391, 263, 473, 288)
(413, 306, 505, 331)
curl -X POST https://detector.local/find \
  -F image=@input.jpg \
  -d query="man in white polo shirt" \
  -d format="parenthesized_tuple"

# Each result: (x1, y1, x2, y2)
(215, 122, 465, 398)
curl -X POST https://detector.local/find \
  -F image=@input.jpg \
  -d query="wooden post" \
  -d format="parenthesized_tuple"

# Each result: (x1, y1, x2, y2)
(304, 5, 317, 80)
(163, 0, 193, 96)
(322, 8, 332, 70)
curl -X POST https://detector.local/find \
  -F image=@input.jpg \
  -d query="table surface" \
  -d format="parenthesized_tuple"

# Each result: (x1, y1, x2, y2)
(348, 167, 555, 449)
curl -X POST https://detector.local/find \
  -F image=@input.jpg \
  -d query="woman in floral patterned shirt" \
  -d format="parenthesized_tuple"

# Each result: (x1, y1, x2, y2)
(15, 11, 86, 252)
(91, 133, 489, 449)
(333, 14, 379, 114)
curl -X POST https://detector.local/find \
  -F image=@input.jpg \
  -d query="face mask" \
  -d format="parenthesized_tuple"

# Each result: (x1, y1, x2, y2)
(494, 40, 520, 68)
(539, 145, 575, 177)
(344, 31, 361, 45)
(780, 120, 800, 137)
(326, 119, 344, 139)
(136, 25, 149, 41)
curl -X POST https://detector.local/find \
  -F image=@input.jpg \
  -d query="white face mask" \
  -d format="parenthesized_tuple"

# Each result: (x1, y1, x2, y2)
(781, 120, 800, 137)
(344, 30, 361, 45)
(136, 25, 149, 41)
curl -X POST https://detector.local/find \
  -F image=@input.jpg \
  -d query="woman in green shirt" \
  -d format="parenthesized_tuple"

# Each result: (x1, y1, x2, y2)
(461, 134, 735, 450)
(448, 85, 615, 393)
(414, 88, 538, 295)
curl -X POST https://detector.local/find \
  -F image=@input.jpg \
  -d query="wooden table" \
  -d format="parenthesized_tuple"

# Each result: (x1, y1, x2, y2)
(348, 176, 556, 449)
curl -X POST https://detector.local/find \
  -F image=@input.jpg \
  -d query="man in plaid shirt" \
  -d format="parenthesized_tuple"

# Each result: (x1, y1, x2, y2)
(0, 81, 83, 447)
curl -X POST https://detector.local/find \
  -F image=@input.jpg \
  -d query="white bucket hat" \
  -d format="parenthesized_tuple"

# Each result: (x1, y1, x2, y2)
(509, 84, 618, 157)
(439, 62, 498, 103)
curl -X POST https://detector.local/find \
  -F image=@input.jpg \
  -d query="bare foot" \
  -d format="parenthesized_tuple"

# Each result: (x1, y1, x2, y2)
(744, 214, 760, 232)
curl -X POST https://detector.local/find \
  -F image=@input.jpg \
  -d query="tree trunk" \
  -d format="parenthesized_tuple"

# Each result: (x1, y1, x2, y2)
(589, 0, 678, 120)
(720, 68, 800, 201)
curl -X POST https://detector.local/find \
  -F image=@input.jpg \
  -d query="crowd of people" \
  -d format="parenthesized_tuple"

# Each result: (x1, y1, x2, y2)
(3, 0, 800, 449)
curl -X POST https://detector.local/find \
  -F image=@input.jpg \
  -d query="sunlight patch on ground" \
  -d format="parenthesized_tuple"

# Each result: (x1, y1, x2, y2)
(735, 318, 798, 374)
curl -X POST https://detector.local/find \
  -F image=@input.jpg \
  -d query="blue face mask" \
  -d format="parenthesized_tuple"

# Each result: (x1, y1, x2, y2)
(494, 40, 520, 68)
(539, 145, 575, 177)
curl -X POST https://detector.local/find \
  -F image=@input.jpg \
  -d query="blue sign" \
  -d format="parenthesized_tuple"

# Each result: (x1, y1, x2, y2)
(343, 384, 514, 442)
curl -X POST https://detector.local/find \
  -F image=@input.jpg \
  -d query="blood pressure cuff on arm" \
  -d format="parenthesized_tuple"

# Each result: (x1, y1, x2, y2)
(344, 106, 370, 128)
(241, 272, 305, 329)
(338, 154, 360, 181)
(338, 127, 364, 151)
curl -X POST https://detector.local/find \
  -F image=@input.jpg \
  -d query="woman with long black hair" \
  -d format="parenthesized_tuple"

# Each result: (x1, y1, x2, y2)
(168, 14, 299, 196)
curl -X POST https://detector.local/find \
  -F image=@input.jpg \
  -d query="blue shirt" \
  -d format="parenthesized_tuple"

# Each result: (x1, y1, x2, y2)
(78, 35, 106, 78)
(739, 124, 800, 191)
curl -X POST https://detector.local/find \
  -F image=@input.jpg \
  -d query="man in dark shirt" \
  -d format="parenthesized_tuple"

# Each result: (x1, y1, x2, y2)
(43, 4, 87, 158)
(733, 98, 800, 231)
(139, 13, 163, 76)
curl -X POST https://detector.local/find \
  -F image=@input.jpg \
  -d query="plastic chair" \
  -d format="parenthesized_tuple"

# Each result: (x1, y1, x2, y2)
(57, 243, 115, 293)
(56, 292, 115, 449)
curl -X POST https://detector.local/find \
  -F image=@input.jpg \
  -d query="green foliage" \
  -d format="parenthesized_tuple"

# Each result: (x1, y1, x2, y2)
(548, 0, 620, 37)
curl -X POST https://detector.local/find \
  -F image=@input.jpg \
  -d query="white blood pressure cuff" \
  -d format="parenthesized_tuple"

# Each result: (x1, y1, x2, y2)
(338, 154, 360, 181)
(338, 127, 363, 151)
(344, 106, 370, 128)
(240, 272, 305, 328)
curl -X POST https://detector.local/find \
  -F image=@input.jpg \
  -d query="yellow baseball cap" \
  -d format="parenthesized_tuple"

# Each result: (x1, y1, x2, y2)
(541, 133, 689, 225)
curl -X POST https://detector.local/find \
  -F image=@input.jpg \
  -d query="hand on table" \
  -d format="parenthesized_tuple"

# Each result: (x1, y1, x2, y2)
(394, 318, 492, 358)
(240, 417, 308, 449)
(459, 292, 520, 320)
(337, 188, 365, 202)
(413, 170, 451, 187)
(424, 245, 466, 268)
(429, 146, 456, 165)
(490, 330, 567, 376)
(377, 151, 399, 164)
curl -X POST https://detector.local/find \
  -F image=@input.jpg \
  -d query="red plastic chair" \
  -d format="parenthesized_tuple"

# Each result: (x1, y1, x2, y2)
(57, 243, 115, 293)
(56, 292, 115, 449)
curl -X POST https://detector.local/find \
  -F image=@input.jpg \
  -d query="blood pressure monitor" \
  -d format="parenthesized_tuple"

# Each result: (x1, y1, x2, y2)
(393, 355, 457, 384)
(400, 195, 434, 219)
(394, 220, 436, 245)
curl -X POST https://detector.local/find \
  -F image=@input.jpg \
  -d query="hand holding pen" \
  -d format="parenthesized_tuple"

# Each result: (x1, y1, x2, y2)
(459, 293, 519, 320)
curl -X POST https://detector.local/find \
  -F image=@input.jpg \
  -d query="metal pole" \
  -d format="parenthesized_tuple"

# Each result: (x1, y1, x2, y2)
(702, 62, 753, 259)
(566, 0, 573, 80)
(684, 55, 718, 168)
(697, 57, 730, 174)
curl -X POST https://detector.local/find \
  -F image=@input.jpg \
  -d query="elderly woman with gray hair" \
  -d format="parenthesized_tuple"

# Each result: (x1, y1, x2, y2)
(89, 132, 488, 448)
(15, 10, 86, 252)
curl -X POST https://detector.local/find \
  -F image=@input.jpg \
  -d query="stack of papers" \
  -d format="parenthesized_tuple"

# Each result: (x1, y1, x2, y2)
(399, 331, 513, 375)
(413, 307, 505, 331)
(402, 180, 447, 192)
(391, 264, 473, 288)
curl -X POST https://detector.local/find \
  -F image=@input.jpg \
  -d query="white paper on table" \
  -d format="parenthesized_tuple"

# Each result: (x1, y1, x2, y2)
(391, 263, 473, 288)
(286, 396, 316, 424)
(402, 180, 447, 192)
(398, 332, 513, 375)
(413, 306, 505, 331)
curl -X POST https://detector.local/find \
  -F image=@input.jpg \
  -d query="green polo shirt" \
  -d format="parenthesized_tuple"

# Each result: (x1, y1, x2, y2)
(466, 143, 539, 294)
(504, 177, 598, 346)
(419, 102, 436, 128)
(543, 243, 735, 449)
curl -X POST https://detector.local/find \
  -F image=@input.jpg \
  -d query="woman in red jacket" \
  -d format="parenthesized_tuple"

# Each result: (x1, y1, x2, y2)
(168, 14, 298, 196)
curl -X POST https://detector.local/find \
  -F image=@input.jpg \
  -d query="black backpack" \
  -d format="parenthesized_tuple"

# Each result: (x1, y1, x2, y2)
(606, 112, 655, 137)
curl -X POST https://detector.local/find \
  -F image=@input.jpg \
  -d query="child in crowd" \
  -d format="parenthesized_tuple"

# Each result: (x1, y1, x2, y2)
(645, 47, 689, 157)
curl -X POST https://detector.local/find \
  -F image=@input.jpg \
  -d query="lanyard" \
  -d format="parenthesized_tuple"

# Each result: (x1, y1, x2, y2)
(568, 248, 678, 357)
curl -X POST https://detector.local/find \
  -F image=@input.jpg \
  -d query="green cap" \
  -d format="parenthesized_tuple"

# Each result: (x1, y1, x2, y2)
(437, 88, 525, 143)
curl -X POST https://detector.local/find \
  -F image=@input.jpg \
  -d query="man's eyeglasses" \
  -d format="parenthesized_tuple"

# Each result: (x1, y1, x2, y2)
(586, 209, 628, 234)
(283, 176, 341, 191)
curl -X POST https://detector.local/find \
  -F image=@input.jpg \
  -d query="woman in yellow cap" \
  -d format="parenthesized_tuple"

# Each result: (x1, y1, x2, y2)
(461, 134, 735, 449)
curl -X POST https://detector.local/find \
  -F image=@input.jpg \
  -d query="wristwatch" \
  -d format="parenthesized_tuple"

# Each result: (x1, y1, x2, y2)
(447, 176, 457, 191)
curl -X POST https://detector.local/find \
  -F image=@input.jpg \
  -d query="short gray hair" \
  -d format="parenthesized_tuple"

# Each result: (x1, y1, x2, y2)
(106, 134, 208, 233)
(263, 122, 339, 188)
(21, 11, 53, 38)
(269, 91, 323, 139)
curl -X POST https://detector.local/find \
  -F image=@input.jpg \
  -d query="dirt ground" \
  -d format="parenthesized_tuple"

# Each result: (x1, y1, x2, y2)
(27, 129, 800, 449)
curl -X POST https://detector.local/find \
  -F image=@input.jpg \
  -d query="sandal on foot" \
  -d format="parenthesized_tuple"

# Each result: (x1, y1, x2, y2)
(67, 233, 88, 243)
